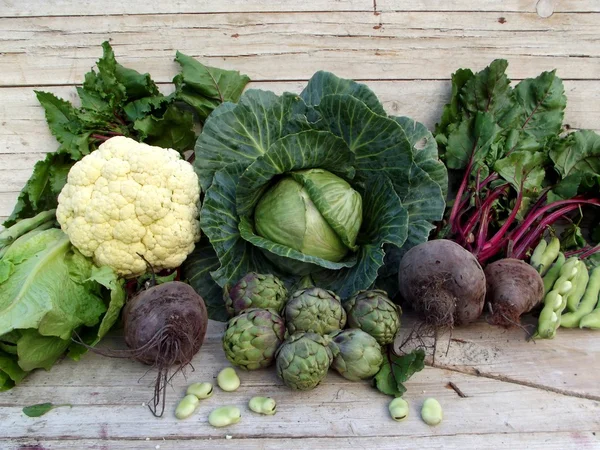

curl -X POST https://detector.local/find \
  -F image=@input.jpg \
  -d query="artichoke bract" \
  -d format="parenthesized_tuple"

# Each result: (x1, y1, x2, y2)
(328, 329, 383, 381)
(275, 332, 333, 390)
(222, 308, 286, 370)
(285, 287, 346, 335)
(224, 272, 288, 316)
(254, 169, 363, 263)
(345, 289, 401, 345)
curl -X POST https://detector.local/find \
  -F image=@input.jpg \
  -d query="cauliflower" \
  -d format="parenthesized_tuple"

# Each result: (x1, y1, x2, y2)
(56, 136, 201, 277)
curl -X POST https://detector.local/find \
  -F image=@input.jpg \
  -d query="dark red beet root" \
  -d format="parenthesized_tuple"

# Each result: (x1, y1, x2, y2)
(398, 239, 486, 327)
(123, 281, 208, 416)
(484, 258, 544, 328)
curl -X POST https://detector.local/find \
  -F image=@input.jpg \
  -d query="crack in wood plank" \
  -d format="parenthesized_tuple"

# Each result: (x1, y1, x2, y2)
(430, 362, 600, 402)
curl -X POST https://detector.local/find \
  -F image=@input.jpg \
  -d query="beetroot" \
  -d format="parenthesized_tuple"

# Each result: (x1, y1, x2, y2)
(123, 281, 208, 416)
(484, 258, 544, 328)
(398, 239, 486, 327)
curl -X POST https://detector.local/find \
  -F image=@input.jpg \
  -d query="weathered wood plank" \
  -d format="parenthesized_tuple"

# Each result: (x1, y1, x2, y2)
(0, 12, 599, 86)
(7, 433, 600, 450)
(1, 0, 599, 17)
(0, 323, 598, 443)
(397, 316, 600, 400)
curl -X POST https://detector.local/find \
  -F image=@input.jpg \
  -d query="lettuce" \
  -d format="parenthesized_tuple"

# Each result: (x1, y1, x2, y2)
(0, 228, 125, 390)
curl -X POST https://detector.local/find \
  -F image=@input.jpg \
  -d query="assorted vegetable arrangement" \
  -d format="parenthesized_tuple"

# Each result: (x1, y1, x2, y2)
(2, 42, 600, 428)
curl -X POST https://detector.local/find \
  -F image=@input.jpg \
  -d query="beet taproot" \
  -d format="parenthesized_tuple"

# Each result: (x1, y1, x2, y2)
(123, 281, 208, 416)
(398, 239, 486, 327)
(484, 258, 544, 328)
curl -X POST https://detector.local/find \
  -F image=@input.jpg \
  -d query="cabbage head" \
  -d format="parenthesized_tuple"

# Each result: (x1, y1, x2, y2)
(183, 72, 447, 320)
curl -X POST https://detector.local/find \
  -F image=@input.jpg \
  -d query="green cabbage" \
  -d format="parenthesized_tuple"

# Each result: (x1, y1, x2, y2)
(184, 72, 447, 320)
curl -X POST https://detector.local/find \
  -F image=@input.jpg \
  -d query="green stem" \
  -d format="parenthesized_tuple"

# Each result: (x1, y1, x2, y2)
(0, 210, 56, 246)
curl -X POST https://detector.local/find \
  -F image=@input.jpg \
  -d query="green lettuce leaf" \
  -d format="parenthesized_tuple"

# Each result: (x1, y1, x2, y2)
(0, 229, 106, 339)
(16, 330, 70, 372)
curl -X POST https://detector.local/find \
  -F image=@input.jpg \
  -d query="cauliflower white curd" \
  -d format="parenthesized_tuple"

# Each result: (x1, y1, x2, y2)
(56, 136, 201, 277)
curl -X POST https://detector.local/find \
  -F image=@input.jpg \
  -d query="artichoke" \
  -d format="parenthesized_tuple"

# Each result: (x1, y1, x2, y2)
(344, 289, 401, 345)
(224, 272, 288, 316)
(328, 329, 383, 381)
(275, 332, 333, 390)
(285, 287, 346, 335)
(222, 308, 286, 370)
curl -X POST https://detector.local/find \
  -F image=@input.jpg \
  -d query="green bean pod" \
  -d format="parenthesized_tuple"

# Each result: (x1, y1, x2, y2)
(561, 267, 600, 328)
(535, 294, 562, 339)
(543, 252, 565, 295)
(529, 238, 547, 271)
(535, 259, 583, 339)
(537, 237, 560, 276)
(564, 262, 589, 312)
(579, 309, 600, 330)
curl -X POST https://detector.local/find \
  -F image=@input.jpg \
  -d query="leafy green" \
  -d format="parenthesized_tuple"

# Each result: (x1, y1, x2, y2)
(373, 349, 426, 397)
(5, 42, 250, 227)
(173, 51, 251, 121)
(0, 226, 125, 388)
(23, 403, 71, 418)
(185, 71, 446, 318)
(445, 112, 501, 170)
(550, 130, 600, 195)
(433, 59, 600, 262)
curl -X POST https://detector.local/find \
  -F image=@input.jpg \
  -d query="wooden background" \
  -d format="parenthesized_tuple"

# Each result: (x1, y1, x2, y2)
(1, 0, 600, 448)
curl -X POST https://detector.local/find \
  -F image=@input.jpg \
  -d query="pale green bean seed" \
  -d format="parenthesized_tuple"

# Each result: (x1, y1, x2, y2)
(388, 397, 409, 422)
(553, 293, 563, 310)
(175, 394, 200, 420)
(421, 398, 443, 426)
(543, 252, 565, 294)
(208, 406, 242, 427)
(558, 280, 573, 295)
(187, 382, 214, 399)
(559, 257, 579, 278)
(248, 396, 277, 415)
(217, 367, 240, 392)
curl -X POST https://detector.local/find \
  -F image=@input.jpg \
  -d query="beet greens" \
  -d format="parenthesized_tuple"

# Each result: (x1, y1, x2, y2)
(435, 60, 600, 264)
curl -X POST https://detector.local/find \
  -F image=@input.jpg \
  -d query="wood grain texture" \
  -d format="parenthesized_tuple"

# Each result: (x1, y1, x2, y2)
(6, 433, 600, 450)
(0, 322, 599, 446)
(398, 317, 600, 400)
(0, 12, 599, 86)
(1, 0, 599, 16)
